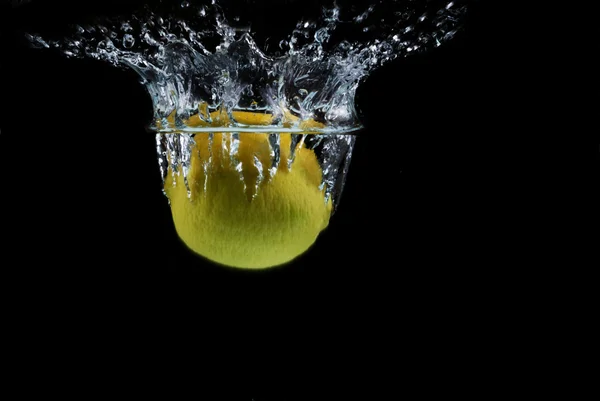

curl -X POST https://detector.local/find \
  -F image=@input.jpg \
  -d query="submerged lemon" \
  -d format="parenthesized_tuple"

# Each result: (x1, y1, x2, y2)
(164, 111, 332, 269)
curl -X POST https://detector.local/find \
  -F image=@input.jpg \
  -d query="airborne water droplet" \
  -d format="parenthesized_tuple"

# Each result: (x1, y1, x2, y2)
(314, 28, 328, 44)
(123, 34, 135, 48)
(181, 1, 190, 8)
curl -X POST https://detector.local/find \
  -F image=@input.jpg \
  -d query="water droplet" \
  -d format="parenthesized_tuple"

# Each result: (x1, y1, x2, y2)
(314, 28, 328, 44)
(105, 40, 116, 51)
(363, 27, 369, 32)
(298, 89, 308, 96)
(26, 34, 50, 49)
(198, 7, 206, 16)
(337, 40, 351, 51)
(181, 1, 190, 8)
(123, 34, 135, 49)
(443, 30, 457, 41)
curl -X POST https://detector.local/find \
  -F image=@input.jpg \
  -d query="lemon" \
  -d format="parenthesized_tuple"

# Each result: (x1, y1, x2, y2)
(164, 110, 332, 269)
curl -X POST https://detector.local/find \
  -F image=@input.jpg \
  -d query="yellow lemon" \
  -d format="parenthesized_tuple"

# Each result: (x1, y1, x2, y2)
(164, 110, 332, 269)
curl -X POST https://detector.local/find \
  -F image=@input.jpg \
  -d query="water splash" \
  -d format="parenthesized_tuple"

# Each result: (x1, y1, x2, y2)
(156, 132, 355, 207)
(26, 0, 467, 208)
(27, 0, 468, 133)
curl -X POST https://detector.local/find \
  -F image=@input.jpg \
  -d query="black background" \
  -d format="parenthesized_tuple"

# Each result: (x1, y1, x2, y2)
(0, 0, 510, 393)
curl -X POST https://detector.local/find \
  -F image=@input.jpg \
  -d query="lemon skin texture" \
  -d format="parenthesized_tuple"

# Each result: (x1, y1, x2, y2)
(164, 111, 332, 269)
